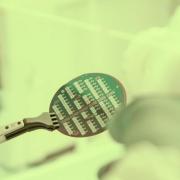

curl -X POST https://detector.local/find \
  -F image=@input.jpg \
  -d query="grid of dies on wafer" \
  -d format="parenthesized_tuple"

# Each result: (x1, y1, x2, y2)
(50, 74, 124, 136)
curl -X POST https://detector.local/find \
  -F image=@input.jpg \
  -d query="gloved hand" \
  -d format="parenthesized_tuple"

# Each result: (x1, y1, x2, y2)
(109, 95, 180, 148)
(104, 95, 180, 180)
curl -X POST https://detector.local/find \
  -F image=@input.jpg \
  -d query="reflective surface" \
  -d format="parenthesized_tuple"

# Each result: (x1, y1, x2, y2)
(49, 73, 126, 137)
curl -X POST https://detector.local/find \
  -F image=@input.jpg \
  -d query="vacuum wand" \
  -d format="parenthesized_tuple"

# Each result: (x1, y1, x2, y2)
(0, 73, 126, 144)
(0, 113, 59, 144)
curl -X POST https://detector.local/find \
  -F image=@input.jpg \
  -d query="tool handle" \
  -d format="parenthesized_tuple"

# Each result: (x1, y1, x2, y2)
(0, 113, 58, 144)
(0, 120, 25, 143)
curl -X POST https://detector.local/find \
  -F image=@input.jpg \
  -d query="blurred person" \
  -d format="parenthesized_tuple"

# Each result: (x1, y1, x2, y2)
(99, 6, 180, 180)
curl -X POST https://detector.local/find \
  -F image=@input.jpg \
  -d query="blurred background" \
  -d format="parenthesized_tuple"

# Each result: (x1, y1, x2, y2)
(0, 0, 180, 179)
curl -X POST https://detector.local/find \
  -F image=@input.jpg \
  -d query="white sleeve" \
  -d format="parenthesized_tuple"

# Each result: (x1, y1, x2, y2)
(122, 23, 180, 100)
(102, 143, 180, 180)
